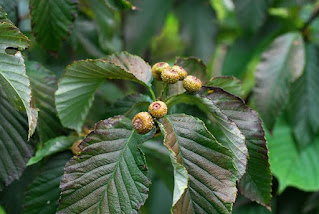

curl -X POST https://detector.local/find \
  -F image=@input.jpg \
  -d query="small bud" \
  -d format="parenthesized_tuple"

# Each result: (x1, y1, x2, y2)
(71, 140, 82, 155)
(172, 65, 187, 80)
(132, 112, 154, 134)
(183, 75, 202, 92)
(152, 62, 170, 80)
(161, 68, 179, 84)
(148, 101, 167, 118)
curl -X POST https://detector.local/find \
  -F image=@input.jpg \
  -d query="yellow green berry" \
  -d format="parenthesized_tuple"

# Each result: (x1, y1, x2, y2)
(71, 140, 82, 155)
(172, 65, 187, 80)
(183, 75, 202, 92)
(152, 62, 170, 80)
(132, 112, 154, 134)
(161, 68, 179, 84)
(148, 101, 168, 118)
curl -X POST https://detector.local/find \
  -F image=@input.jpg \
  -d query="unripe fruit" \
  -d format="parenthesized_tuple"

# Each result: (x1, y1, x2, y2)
(71, 140, 82, 155)
(148, 101, 167, 118)
(152, 62, 170, 80)
(172, 65, 187, 80)
(132, 112, 154, 134)
(161, 68, 179, 84)
(183, 75, 202, 92)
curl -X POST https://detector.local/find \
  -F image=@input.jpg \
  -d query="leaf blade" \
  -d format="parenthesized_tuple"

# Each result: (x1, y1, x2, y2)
(58, 116, 154, 213)
(159, 114, 238, 214)
(254, 32, 305, 131)
(30, 0, 78, 51)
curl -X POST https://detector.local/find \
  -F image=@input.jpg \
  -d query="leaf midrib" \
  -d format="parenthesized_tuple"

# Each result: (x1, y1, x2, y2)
(93, 129, 135, 213)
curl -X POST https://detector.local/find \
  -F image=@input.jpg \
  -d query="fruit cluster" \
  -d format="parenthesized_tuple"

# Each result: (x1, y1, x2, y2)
(151, 62, 202, 92)
(132, 101, 167, 134)
(132, 62, 204, 134)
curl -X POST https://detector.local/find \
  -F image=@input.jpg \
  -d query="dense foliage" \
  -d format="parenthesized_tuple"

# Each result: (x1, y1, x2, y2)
(0, 0, 319, 213)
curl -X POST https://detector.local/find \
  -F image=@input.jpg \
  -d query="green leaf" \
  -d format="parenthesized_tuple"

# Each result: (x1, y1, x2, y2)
(206, 76, 243, 97)
(166, 94, 247, 179)
(30, 0, 78, 51)
(105, 51, 153, 86)
(255, 32, 305, 131)
(89, 0, 122, 53)
(176, 0, 218, 63)
(26, 61, 66, 142)
(55, 52, 153, 133)
(0, 205, 5, 214)
(204, 87, 272, 208)
(27, 136, 78, 166)
(288, 44, 319, 148)
(0, 0, 17, 23)
(159, 114, 238, 214)
(268, 123, 319, 193)
(124, 0, 173, 54)
(221, 16, 285, 78)
(24, 152, 72, 214)
(233, 0, 268, 33)
(58, 116, 154, 213)
(0, 89, 33, 190)
(0, 9, 37, 138)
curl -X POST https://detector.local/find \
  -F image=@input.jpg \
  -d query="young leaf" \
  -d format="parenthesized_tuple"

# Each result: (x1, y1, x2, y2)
(206, 76, 243, 97)
(205, 87, 272, 208)
(233, 0, 268, 33)
(30, 0, 78, 51)
(27, 136, 78, 166)
(0, 89, 32, 190)
(26, 61, 66, 142)
(124, 0, 173, 54)
(175, 0, 218, 63)
(55, 52, 153, 133)
(0, 8, 36, 138)
(24, 152, 72, 214)
(166, 94, 247, 178)
(268, 123, 319, 193)
(255, 32, 305, 131)
(159, 114, 238, 214)
(288, 44, 319, 148)
(58, 116, 154, 213)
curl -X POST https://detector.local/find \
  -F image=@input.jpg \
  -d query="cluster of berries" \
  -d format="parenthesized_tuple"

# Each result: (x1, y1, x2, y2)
(152, 62, 202, 92)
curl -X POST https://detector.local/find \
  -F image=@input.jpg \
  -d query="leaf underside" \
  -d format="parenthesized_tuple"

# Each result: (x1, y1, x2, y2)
(0, 88, 32, 190)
